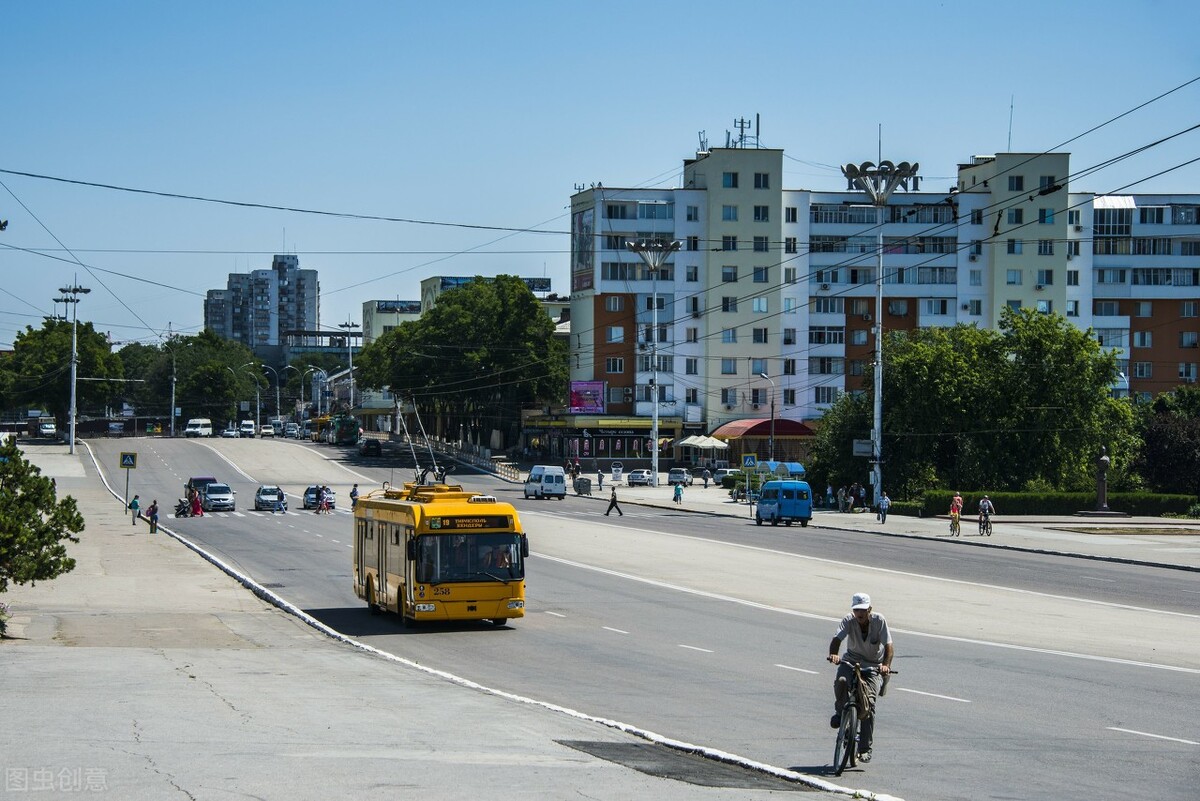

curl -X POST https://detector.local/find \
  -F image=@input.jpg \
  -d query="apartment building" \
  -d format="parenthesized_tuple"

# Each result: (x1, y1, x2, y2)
(204, 254, 319, 364)
(552, 142, 1199, 463)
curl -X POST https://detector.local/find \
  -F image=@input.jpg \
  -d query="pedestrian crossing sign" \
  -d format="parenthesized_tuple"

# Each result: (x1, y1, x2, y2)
(120, 452, 137, 469)
(742, 454, 757, 469)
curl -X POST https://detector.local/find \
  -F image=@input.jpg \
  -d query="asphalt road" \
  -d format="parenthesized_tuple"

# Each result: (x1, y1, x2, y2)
(93, 437, 1200, 801)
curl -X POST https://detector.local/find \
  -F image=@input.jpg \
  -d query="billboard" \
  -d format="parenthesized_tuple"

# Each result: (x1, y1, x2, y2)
(568, 380, 605, 414)
(571, 208, 595, 292)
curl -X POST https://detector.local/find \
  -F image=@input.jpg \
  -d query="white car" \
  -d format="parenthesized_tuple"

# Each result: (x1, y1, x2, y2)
(259, 424, 275, 438)
(626, 469, 654, 486)
(38, 420, 57, 438)
(220, 426, 239, 438)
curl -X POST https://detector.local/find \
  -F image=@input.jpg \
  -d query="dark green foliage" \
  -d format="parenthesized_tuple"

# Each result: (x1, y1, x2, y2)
(917, 490, 1194, 517)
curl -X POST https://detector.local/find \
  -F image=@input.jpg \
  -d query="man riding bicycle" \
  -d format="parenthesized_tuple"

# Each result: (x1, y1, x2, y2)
(827, 592, 894, 764)
(978, 494, 996, 534)
(949, 491, 964, 536)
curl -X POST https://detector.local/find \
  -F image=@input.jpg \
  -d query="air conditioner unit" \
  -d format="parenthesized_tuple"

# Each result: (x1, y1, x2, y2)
(862, 313, 872, 321)
(1074, 225, 1083, 232)
(691, 311, 701, 318)
(1035, 284, 1045, 291)
(752, 403, 761, 410)
(962, 303, 971, 311)
(820, 283, 830, 291)
(968, 254, 978, 262)
(725, 404, 734, 411)
(1066, 251, 1073, 260)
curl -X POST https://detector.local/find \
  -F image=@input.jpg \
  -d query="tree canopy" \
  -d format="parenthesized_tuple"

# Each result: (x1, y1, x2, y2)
(2, 320, 123, 420)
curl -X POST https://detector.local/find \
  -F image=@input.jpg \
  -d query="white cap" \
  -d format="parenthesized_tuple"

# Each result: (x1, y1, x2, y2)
(851, 593, 871, 610)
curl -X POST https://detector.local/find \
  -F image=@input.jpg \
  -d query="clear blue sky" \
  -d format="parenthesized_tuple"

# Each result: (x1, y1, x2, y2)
(3, 0, 1199, 350)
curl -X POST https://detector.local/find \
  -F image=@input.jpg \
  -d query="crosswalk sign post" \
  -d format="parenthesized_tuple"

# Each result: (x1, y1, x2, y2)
(742, 454, 757, 470)
(120, 452, 137, 511)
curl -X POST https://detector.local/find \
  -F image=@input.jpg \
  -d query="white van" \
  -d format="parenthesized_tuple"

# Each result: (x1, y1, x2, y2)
(184, 418, 213, 438)
(524, 465, 566, 500)
(239, 420, 257, 438)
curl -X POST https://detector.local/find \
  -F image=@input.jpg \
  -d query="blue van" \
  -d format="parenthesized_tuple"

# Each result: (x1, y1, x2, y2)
(755, 479, 813, 527)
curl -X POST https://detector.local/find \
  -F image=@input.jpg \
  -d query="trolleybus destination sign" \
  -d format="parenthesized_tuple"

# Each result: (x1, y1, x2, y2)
(427, 516, 512, 531)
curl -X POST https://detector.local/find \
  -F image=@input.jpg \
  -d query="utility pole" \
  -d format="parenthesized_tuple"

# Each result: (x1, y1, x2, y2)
(626, 239, 680, 487)
(58, 283, 91, 454)
(338, 320, 360, 410)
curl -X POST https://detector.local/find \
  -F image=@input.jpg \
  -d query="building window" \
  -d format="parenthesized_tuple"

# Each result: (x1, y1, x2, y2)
(783, 358, 796, 376)
(970, 269, 982, 286)
(753, 205, 769, 222)
(685, 388, 698, 404)
(809, 326, 846, 345)
(784, 297, 798, 314)
(722, 172, 738, 188)
(645, 296, 665, 311)
(1037, 270, 1054, 286)
(1132, 361, 1153, 378)
(887, 300, 909, 316)
(1095, 300, 1119, 316)
(785, 237, 797, 254)
(1008, 208, 1024, 225)
(753, 236, 769, 252)
(1097, 269, 1127, 285)
(1181, 363, 1198, 383)
(685, 357, 698, 375)
(815, 386, 840, 404)
(1007, 269, 1023, 286)
(809, 357, 845, 375)
(1066, 300, 1080, 317)
(721, 358, 738, 375)
(851, 329, 868, 345)
(1133, 301, 1152, 317)
(1038, 240, 1054, 255)
(849, 359, 865, 376)
(686, 236, 699, 252)
(606, 204, 629, 219)
(969, 299, 982, 316)
(1036, 299, 1053, 314)
(603, 235, 624, 250)
(785, 206, 798, 223)
(783, 328, 797, 345)
(1183, 301, 1199, 318)
(722, 235, 738, 251)
(722, 297, 738, 313)
(783, 389, 797, 405)
(1067, 270, 1080, 286)
(922, 299, 950, 315)
(686, 264, 698, 282)
(686, 205, 699, 221)
(722, 205, 738, 222)
(814, 297, 845, 314)
(606, 325, 624, 343)
(754, 172, 770, 189)
(722, 266, 738, 282)
(605, 357, 624, 373)
(685, 327, 698, 343)
(1007, 300, 1023, 311)
(753, 328, 769, 344)
(605, 296, 624, 312)
(1133, 331, 1152, 348)
(721, 388, 737, 404)
(1007, 239, 1023, 255)
(1039, 208, 1055, 225)
(971, 209, 983, 225)
(1181, 332, 1200, 348)
(752, 297, 768, 313)
(1008, 176, 1024, 191)
(721, 328, 737, 343)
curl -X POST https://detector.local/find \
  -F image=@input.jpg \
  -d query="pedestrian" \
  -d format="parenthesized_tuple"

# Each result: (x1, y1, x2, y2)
(190, 487, 203, 517)
(878, 492, 891, 524)
(146, 500, 159, 533)
(597, 469, 604, 490)
(858, 485, 867, 509)
(604, 486, 623, 517)
(826, 483, 834, 509)
(350, 483, 360, 509)
(837, 486, 847, 513)
(129, 494, 140, 525)
(673, 482, 683, 505)
(702, 468, 711, 488)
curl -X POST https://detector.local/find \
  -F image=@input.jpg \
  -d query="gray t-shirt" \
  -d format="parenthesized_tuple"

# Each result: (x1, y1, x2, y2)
(833, 613, 892, 666)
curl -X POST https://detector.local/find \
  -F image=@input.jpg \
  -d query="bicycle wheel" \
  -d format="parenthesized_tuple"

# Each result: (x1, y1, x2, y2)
(833, 703, 858, 776)
(983, 518, 993, 536)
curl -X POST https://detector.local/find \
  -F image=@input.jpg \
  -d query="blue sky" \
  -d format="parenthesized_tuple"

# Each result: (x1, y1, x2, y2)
(3, 0, 1199, 350)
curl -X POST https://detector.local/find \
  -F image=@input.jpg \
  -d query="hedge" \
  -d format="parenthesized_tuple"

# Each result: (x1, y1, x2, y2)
(907, 491, 1197, 517)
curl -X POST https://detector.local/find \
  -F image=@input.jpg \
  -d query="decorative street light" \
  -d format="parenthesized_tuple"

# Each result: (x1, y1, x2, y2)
(337, 320, 360, 410)
(308, 365, 329, 417)
(260, 364, 281, 420)
(841, 159, 920, 508)
(238, 361, 262, 428)
(57, 283, 91, 454)
(758, 372, 776, 462)
(626, 238, 680, 487)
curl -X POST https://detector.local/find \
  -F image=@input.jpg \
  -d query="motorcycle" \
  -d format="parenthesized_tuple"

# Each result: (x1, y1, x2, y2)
(174, 498, 192, 518)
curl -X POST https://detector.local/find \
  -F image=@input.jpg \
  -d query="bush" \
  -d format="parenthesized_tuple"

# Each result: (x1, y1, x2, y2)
(888, 500, 923, 517)
(918, 490, 1196, 517)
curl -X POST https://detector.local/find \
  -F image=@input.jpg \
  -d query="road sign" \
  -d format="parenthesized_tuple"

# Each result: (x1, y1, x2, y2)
(852, 439, 873, 457)
(120, 452, 138, 469)
(742, 454, 757, 469)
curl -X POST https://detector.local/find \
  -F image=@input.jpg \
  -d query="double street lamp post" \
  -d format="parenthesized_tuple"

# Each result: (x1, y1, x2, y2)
(338, 320, 359, 410)
(758, 372, 776, 462)
(55, 283, 91, 454)
(260, 364, 281, 420)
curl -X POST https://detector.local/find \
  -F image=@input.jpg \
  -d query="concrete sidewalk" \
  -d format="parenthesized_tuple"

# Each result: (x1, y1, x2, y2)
(2, 444, 849, 801)
(579, 474, 1200, 572)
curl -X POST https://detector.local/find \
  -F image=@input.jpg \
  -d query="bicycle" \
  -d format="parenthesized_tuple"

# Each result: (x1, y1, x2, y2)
(949, 510, 961, 537)
(831, 659, 895, 776)
(979, 513, 993, 536)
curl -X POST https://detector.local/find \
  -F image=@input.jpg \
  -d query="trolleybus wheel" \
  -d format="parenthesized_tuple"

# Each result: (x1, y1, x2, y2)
(492, 618, 508, 627)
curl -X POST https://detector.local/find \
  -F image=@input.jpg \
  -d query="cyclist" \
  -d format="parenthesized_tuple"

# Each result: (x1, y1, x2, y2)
(978, 494, 996, 534)
(827, 592, 894, 764)
(949, 491, 964, 536)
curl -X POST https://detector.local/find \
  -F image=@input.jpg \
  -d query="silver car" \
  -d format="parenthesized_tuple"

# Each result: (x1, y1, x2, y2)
(202, 483, 236, 512)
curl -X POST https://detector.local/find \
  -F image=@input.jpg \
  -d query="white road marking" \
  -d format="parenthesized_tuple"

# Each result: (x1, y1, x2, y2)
(331, 540, 341, 544)
(1078, 575, 1116, 583)
(536, 553, 1200, 675)
(895, 687, 971, 703)
(679, 644, 713, 653)
(602, 626, 628, 634)
(544, 611, 566, 618)
(1107, 727, 1198, 745)
(776, 664, 819, 675)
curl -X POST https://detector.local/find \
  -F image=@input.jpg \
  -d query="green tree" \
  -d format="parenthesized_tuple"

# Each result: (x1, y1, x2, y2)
(1135, 386, 1200, 496)
(0, 438, 84, 631)
(5, 320, 123, 421)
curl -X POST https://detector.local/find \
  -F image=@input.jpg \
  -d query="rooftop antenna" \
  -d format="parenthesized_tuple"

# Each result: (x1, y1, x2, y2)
(697, 130, 708, 152)
(1007, 95, 1014, 151)
(733, 116, 752, 148)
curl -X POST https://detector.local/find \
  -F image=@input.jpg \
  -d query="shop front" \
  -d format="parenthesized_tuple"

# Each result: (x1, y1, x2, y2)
(521, 415, 682, 470)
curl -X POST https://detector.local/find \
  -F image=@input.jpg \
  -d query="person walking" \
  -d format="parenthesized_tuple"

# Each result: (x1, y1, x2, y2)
(129, 494, 140, 525)
(702, 468, 711, 489)
(350, 483, 360, 509)
(597, 469, 604, 490)
(826, 483, 834, 509)
(146, 500, 159, 533)
(604, 486, 623, 517)
(878, 492, 891, 524)
(673, 482, 683, 505)
(837, 486, 847, 513)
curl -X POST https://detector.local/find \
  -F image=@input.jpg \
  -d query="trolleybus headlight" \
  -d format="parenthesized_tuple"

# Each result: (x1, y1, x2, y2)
(507, 600, 525, 609)
(415, 603, 436, 613)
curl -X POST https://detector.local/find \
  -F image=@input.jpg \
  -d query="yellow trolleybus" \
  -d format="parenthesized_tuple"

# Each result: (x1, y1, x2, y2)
(353, 483, 528, 626)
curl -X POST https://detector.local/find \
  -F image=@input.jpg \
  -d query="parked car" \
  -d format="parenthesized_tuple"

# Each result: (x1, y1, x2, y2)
(358, 438, 381, 456)
(667, 467, 694, 486)
(259, 424, 275, 438)
(303, 485, 335, 510)
(220, 426, 239, 438)
(253, 485, 287, 512)
(38, 420, 57, 438)
(201, 483, 236, 512)
(626, 469, 654, 486)
(712, 468, 742, 485)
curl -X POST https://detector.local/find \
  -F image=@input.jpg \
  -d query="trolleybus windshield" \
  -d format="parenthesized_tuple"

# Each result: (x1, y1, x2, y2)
(415, 533, 524, 584)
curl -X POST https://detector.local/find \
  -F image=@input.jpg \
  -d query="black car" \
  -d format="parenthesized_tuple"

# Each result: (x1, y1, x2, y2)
(358, 438, 381, 456)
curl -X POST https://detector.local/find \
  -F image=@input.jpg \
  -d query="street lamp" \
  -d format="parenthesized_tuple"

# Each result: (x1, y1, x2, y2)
(308, 365, 329, 416)
(626, 238, 680, 487)
(841, 159, 919, 508)
(758, 372, 776, 462)
(338, 320, 360, 410)
(260, 364, 281, 420)
(238, 361, 262, 428)
(57, 283, 91, 454)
